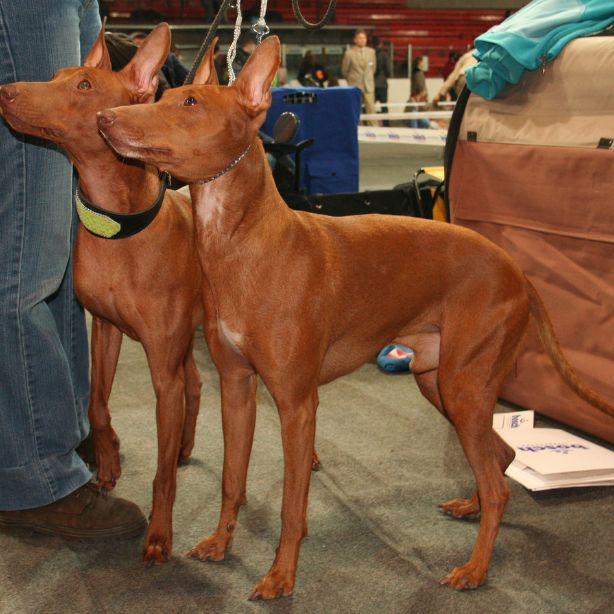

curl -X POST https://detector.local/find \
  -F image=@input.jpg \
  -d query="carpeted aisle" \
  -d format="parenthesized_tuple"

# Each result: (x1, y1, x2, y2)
(2, 143, 612, 613)
(1, 330, 612, 614)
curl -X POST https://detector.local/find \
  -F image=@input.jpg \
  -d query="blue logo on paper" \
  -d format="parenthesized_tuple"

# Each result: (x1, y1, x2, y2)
(510, 415, 525, 428)
(518, 443, 589, 455)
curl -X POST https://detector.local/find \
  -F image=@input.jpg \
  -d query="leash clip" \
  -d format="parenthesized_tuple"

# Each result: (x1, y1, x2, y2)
(252, 19, 270, 44)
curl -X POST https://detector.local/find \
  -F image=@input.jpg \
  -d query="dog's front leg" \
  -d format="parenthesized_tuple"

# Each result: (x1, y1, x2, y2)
(89, 316, 123, 490)
(187, 370, 257, 562)
(142, 345, 187, 565)
(249, 387, 319, 600)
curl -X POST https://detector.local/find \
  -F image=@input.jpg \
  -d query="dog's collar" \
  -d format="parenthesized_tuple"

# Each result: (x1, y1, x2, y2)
(75, 173, 168, 239)
(196, 143, 252, 184)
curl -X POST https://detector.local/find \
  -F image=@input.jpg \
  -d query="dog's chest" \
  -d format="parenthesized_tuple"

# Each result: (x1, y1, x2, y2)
(196, 191, 225, 227)
(217, 319, 245, 354)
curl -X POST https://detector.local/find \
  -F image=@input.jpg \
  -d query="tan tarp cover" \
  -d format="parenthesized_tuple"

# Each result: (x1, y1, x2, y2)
(449, 37, 614, 443)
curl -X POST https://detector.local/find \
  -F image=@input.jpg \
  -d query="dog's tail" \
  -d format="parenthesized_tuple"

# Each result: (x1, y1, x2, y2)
(525, 277, 614, 417)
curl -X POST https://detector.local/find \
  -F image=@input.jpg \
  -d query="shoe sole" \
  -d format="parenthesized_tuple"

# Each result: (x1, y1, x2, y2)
(0, 516, 147, 541)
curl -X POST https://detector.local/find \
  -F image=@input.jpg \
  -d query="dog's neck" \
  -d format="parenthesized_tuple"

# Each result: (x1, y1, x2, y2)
(189, 139, 290, 254)
(70, 144, 162, 214)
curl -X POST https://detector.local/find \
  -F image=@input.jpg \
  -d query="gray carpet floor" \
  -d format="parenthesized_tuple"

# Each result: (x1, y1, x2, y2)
(1, 143, 612, 613)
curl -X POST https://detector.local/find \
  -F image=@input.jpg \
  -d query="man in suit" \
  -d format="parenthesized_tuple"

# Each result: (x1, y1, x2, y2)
(342, 29, 378, 126)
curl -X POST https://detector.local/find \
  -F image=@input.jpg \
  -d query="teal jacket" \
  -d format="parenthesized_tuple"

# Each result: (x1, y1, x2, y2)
(465, 0, 614, 100)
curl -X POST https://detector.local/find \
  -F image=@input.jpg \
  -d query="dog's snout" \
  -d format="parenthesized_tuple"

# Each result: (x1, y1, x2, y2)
(0, 84, 18, 103)
(97, 110, 117, 130)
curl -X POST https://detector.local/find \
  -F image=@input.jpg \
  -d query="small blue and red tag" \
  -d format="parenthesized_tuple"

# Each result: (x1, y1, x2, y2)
(376, 344, 414, 373)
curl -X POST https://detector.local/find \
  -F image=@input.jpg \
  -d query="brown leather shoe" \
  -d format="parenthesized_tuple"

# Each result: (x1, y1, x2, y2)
(0, 482, 146, 540)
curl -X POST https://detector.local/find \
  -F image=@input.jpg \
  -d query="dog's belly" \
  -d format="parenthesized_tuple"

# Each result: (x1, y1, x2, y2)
(320, 325, 440, 384)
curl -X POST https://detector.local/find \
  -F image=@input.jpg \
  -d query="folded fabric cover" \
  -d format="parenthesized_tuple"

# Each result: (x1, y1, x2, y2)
(466, 0, 614, 99)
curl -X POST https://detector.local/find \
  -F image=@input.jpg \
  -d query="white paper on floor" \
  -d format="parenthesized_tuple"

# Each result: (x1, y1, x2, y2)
(493, 410, 614, 491)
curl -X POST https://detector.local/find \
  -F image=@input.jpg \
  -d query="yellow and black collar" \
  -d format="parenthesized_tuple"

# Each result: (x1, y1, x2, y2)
(75, 173, 168, 239)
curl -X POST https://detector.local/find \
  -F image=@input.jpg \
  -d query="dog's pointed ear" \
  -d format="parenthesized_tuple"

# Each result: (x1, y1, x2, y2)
(83, 18, 112, 70)
(122, 22, 170, 103)
(233, 36, 280, 116)
(192, 37, 219, 85)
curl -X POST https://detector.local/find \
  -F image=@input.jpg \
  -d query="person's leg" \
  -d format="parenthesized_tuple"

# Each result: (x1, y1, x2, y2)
(375, 86, 389, 127)
(0, 0, 98, 510)
(363, 90, 378, 127)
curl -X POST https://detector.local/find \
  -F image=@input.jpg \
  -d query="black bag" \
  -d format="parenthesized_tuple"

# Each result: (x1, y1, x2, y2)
(305, 188, 419, 217)
(394, 169, 446, 220)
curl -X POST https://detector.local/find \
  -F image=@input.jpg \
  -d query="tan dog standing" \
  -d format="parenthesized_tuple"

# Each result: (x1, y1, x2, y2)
(0, 23, 218, 564)
(96, 36, 614, 598)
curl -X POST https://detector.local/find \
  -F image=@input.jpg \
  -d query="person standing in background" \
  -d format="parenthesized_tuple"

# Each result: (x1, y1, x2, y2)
(372, 36, 390, 127)
(433, 48, 477, 104)
(341, 28, 377, 126)
(441, 50, 460, 80)
(406, 55, 430, 129)
(0, 0, 145, 537)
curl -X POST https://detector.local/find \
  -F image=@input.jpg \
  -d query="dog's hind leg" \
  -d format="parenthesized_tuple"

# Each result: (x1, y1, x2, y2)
(179, 336, 202, 465)
(406, 333, 482, 519)
(440, 419, 509, 589)
(89, 316, 123, 490)
(409, 335, 514, 521)
(413, 367, 480, 517)
(438, 430, 514, 519)
(435, 305, 526, 589)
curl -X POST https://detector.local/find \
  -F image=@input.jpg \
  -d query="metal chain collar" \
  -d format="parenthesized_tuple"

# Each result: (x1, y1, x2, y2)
(195, 143, 252, 184)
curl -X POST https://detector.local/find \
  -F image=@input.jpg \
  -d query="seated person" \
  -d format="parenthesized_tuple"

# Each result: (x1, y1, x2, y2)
(297, 50, 328, 87)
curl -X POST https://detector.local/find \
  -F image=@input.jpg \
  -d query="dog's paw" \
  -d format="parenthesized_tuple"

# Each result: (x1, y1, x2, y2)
(178, 440, 194, 466)
(95, 454, 121, 491)
(94, 429, 121, 490)
(143, 534, 172, 567)
(248, 567, 295, 600)
(186, 533, 229, 562)
(438, 495, 480, 519)
(439, 562, 487, 590)
(177, 454, 191, 466)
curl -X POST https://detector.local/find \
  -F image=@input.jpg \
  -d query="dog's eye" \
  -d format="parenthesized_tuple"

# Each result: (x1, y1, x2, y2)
(184, 96, 198, 106)
(77, 79, 92, 91)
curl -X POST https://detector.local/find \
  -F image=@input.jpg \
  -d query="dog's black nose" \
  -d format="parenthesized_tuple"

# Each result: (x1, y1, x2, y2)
(97, 110, 117, 129)
(0, 84, 18, 102)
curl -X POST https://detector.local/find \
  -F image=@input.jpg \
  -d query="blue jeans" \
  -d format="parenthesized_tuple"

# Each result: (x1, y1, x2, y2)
(0, 0, 100, 510)
(407, 119, 431, 129)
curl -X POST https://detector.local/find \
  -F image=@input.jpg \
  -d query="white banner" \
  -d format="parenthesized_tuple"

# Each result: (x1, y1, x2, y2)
(358, 125, 448, 146)
(360, 110, 453, 121)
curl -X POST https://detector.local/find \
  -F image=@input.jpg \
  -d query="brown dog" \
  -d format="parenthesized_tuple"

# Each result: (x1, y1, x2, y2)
(0, 23, 218, 564)
(96, 36, 614, 598)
